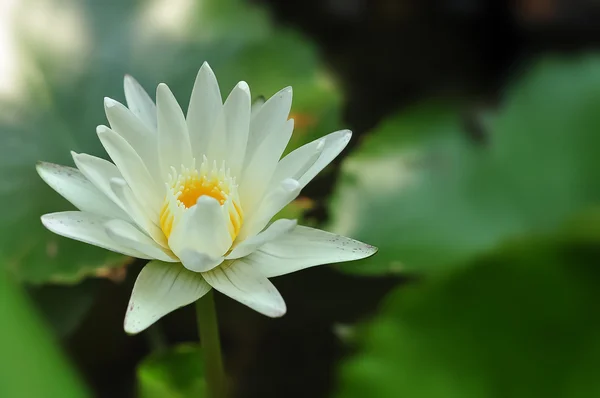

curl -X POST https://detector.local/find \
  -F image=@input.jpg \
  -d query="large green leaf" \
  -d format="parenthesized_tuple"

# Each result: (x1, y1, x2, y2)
(137, 344, 206, 398)
(1, 0, 342, 283)
(334, 230, 600, 398)
(0, 270, 89, 397)
(329, 55, 600, 275)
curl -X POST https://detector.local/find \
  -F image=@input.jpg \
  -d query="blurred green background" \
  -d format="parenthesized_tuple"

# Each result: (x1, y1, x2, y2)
(1, 0, 600, 397)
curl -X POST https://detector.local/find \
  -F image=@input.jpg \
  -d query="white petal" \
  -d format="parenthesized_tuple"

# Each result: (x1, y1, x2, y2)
(36, 162, 126, 219)
(187, 62, 222, 160)
(177, 250, 224, 273)
(248, 226, 377, 277)
(169, 196, 232, 262)
(240, 130, 352, 239)
(124, 261, 211, 334)
(237, 178, 301, 242)
(104, 97, 161, 184)
(97, 125, 161, 217)
(41, 211, 149, 258)
(104, 219, 176, 262)
(297, 130, 352, 188)
(269, 133, 329, 189)
(240, 119, 295, 216)
(245, 86, 292, 161)
(157, 83, 193, 175)
(208, 81, 251, 177)
(109, 178, 168, 248)
(72, 152, 126, 211)
(202, 260, 286, 317)
(124, 74, 157, 130)
(227, 219, 296, 259)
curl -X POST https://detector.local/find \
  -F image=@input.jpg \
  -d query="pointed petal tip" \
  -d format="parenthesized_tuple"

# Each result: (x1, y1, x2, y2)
(123, 74, 135, 90)
(316, 139, 326, 152)
(104, 97, 118, 108)
(35, 161, 58, 181)
(108, 176, 127, 188)
(40, 213, 50, 226)
(156, 82, 169, 94)
(96, 125, 110, 135)
(196, 194, 221, 207)
(237, 81, 250, 92)
(365, 243, 378, 256)
(35, 161, 46, 173)
(180, 249, 224, 273)
(198, 62, 216, 78)
(266, 301, 287, 318)
(353, 240, 378, 259)
(281, 178, 300, 191)
(123, 309, 144, 335)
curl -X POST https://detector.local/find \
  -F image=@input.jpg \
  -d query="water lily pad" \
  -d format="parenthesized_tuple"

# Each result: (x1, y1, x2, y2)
(335, 233, 600, 398)
(330, 55, 600, 275)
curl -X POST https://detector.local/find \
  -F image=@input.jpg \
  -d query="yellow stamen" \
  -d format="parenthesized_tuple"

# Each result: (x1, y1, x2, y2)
(159, 159, 243, 241)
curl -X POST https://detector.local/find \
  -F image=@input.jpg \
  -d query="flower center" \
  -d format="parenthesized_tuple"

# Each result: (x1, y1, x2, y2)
(177, 173, 228, 208)
(159, 157, 243, 241)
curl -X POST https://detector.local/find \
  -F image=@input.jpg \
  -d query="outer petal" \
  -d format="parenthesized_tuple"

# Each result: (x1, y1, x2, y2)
(110, 178, 168, 248)
(245, 86, 292, 161)
(208, 81, 251, 177)
(124, 74, 157, 130)
(202, 260, 286, 317)
(269, 136, 325, 187)
(97, 126, 161, 217)
(124, 261, 211, 334)
(104, 97, 161, 184)
(72, 152, 127, 212)
(157, 83, 193, 176)
(36, 162, 126, 219)
(41, 211, 149, 258)
(239, 119, 294, 216)
(187, 62, 222, 161)
(168, 196, 232, 263)
(247, 226, 378, 278)
(239, 130, 352, 241)
(226, 218, 296, 260)
(270, 130, 351, 191)
(296, 129, 352, 188)
(177, 250, 223, 273)
(236, 178, 301, 242)
(104, 219, 177, 262)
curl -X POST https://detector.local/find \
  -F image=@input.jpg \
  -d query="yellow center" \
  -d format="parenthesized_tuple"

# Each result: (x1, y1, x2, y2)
(159, 160, 243, 241)
(177, 176, 227, 208)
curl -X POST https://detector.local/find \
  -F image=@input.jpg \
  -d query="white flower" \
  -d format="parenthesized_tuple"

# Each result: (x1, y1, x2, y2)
(37, 63, 377, 334)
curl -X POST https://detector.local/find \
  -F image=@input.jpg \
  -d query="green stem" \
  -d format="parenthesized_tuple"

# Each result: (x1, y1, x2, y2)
(196, 291, 226, 398)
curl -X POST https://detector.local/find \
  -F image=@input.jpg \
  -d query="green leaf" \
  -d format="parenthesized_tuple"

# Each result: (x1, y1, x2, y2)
(137, 344, 206, 398)
(334, 235, 600, 398)
(0, 270, 89, 397)
(329, 55, 600, 275)
(0, 0, 342, 283)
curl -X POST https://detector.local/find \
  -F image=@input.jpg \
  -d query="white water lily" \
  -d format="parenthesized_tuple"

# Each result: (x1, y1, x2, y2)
(37, 63, 377, 334)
